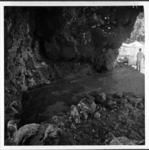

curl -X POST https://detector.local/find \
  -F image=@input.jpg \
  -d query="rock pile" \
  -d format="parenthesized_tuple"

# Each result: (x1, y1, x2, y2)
(6, 91, 144, 145)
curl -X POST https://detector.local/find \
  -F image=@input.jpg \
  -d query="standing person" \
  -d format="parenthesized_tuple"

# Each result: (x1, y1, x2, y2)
(136, 48, 144, 72)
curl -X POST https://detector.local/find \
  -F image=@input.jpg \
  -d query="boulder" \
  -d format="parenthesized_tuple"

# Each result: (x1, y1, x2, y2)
(14, 123, 40, 145)
(77, 95, 96, 120)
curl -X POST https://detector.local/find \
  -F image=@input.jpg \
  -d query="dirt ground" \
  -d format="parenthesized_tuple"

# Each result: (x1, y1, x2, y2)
(68, 65, 144, 97)
(22, 65, 144, 124)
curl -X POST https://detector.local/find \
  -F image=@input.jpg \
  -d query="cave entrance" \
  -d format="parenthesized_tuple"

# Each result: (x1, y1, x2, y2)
(116, 12, 145, 74)
(117, 41, 145, 74)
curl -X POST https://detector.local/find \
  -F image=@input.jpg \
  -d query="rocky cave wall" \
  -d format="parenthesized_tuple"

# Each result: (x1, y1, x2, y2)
(4, 7, 143, 117)
(32, 7, 142, 70)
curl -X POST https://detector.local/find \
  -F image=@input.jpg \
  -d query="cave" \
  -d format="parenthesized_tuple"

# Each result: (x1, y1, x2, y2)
(5, 6, 145, 145)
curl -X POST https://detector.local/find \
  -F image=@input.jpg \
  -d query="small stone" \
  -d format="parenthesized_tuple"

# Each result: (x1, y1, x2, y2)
(7, 120, 18, 139)
(41, 62, 46, 66)
(109, 136, 136, 145)
(80, 110, 88, 120)
(127, 96, 143, 108)
(78, 99, 90, 112)
(52, 115, 59, 123)
(90, 101, 97, 113)
(78, 94, 96, 114)
(91, 92, 107, 104)
(28, 78, 36, 87)
(94, 112, 101, 120)
(111, 92, 123, 98)
(51, 115, 65, 127)
(70, 105, 80, 124)
(71, 123, 76, 129)
(43, 124, 62, 141)
(136, 102, 144, 109)
(100, 92, 106, 101)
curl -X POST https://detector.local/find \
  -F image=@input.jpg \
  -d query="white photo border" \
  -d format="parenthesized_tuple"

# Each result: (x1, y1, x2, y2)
(0, 1, 149, 149)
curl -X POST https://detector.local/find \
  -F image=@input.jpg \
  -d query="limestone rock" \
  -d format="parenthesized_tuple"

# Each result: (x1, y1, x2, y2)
(109, 136, 136, 145)
(14, 123, 40, 145)
(90, 91, 107, 104)
(94, 112, 101, 120)
(70, 105, 81, 124)
(43, 124, 62, 144)
(51, 115, 65, 128)
(7, 120, 18, 140)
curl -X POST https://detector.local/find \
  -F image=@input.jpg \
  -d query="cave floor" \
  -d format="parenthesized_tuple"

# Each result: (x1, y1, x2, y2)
(23, 65, 144, 124)
(18, 65, 145, 145)
(66, 65, 144, 97)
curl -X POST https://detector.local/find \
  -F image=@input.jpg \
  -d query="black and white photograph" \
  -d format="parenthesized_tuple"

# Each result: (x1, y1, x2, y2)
(1, 3, 147, 147)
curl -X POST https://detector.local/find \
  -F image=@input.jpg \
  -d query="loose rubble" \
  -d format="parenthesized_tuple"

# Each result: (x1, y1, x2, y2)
(6, 91, 144, 145)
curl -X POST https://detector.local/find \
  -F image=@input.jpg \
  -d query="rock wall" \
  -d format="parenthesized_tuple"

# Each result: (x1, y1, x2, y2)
(31, 7, 142, 71)
(128, 12, 144, 43)
(5, 8, 51, 122)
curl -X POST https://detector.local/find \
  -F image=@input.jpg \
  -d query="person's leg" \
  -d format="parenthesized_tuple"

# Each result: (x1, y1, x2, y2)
(137, 61, 139, 71)
(139, 61, 141, 72)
